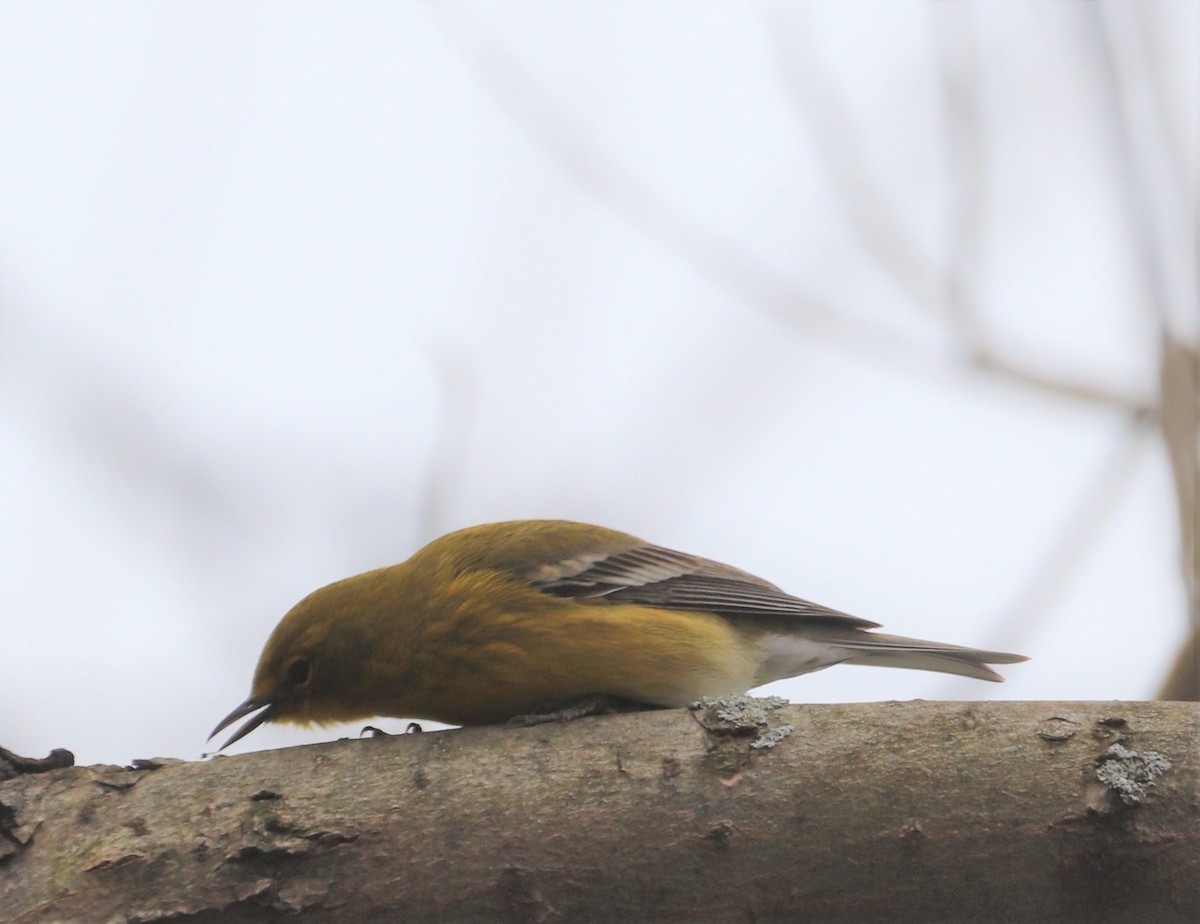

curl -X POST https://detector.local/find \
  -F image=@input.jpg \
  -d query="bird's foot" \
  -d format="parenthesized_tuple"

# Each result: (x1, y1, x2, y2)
(359, 722, 423, 739)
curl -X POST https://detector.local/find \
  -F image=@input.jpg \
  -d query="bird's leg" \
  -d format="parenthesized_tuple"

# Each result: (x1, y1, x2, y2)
(507, 694, 661, 727)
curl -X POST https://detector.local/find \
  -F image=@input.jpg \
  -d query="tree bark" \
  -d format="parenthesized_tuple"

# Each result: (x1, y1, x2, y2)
(2, 699, 1197, 923)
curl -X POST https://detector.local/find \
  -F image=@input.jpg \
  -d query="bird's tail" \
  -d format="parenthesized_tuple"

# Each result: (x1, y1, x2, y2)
(833, 632, 1028, 682)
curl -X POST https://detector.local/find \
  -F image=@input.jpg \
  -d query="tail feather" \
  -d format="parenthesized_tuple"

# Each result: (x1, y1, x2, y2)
(832, 632, 1028, 682)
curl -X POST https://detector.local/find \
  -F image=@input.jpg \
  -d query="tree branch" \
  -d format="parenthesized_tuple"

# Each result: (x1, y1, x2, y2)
(3, 700, 1197, 923)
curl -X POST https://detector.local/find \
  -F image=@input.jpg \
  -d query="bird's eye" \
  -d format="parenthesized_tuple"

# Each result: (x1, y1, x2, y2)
(287, 657, 311, 686)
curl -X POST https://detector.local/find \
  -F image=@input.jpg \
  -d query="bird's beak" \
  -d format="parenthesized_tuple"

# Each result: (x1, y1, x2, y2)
(208, 697, 276, 751)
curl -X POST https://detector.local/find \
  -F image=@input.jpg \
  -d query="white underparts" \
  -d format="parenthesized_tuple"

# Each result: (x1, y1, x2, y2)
(754, 634, 847, 685)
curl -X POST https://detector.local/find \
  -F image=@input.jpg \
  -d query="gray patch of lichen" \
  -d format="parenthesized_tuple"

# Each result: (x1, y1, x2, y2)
(750, 724, 794, 749)
(1096, 743, 1171, 806)
(691, 695, 787, 728)
(690, 695, 793, 748)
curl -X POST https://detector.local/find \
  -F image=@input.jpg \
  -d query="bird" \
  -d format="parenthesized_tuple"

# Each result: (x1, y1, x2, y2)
(209, 519, 1027, 749)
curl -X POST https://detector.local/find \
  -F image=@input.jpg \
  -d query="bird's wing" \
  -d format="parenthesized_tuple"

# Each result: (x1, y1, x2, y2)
(524, 542, 880, 629)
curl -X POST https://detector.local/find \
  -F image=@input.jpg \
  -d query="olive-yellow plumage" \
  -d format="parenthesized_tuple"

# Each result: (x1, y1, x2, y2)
(210, 520, 1026, 748)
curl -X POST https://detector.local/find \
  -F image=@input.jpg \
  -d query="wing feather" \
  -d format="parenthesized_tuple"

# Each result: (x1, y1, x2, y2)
(526, 543, 879, 629)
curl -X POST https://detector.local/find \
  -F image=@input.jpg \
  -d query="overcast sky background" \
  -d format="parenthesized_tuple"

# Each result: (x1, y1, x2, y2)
(2, 0, 1196, 767)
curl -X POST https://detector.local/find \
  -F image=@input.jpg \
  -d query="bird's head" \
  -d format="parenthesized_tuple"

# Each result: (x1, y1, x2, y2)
(208, 568, 405, 750)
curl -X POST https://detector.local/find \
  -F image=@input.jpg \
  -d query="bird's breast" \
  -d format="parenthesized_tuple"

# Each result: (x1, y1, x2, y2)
(395, 574, 761, 724)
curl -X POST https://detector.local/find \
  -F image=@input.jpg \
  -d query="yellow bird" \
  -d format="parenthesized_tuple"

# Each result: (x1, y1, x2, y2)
(210, 520, 1026, 749)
